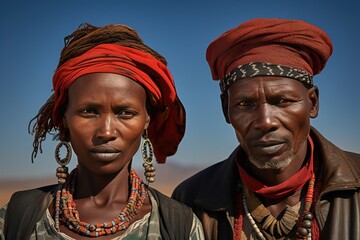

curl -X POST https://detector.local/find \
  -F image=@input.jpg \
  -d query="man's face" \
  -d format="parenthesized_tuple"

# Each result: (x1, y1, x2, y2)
(226, 76, 318, 170)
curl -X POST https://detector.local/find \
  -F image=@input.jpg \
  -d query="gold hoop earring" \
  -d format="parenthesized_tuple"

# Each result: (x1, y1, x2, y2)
(55, 141, 72, 184)
(142, 130, 155, 183)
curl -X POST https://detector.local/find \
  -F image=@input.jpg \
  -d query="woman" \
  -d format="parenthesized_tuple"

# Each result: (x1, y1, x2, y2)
(0, 23, 204, 239)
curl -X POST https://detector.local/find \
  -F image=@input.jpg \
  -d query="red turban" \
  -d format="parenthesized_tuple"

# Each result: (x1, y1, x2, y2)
(206, 18, 333, 89)
(52, 43, 185, 163)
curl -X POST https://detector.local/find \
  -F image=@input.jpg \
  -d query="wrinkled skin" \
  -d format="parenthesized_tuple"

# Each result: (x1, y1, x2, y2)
(223, 76, 319, 183)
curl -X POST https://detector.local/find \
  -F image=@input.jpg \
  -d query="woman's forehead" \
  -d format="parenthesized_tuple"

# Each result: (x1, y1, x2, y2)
(67, 73, 146, 102)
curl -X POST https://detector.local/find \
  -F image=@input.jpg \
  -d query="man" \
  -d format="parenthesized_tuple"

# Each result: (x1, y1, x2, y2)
(172, 18, 360, 239)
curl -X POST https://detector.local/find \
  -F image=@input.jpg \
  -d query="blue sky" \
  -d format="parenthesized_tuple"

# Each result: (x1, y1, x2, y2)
(0, 1, 359, 179)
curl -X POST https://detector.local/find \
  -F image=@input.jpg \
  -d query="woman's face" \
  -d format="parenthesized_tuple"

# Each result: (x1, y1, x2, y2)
(64, 73, 150, 175)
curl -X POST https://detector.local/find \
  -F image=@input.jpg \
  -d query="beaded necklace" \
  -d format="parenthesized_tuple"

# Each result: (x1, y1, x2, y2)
(54, 168, 148, 237)
(242, 173, 315, 240)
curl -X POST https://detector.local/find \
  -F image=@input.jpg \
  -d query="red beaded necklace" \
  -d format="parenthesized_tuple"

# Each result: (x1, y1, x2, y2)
(234, 136, 319, 239)
(54, 168, 148, 237)
(296, 174, 315, 239)
(238, 173, 315, 239)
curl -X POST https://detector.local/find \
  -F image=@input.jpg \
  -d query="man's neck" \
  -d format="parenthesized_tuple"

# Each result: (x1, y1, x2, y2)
(247, 140, 309, 186)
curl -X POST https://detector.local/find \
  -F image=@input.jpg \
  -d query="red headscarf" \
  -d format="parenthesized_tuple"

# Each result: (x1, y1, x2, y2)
(206, 18, 333, 81)
(52, 43, 185, 163)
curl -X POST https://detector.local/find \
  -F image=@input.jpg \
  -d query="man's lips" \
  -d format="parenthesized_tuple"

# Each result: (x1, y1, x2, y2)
(253, 140, 284, 146)
(252, 140, 285, 155)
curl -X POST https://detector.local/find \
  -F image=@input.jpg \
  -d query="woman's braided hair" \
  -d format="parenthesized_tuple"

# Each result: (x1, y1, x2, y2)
(28, 23, 166, 162)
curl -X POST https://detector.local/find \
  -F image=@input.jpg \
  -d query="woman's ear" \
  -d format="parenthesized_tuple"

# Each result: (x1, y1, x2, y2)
(308, 86, 319, 119)
(144, 113, 150, 130)
(220, 93, 230, 123)
(59, 117, 70, 142)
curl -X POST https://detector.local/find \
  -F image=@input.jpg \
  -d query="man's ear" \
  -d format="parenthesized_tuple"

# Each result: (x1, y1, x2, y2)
(220, 93, 230, 124)
(309, 86, 319, 119)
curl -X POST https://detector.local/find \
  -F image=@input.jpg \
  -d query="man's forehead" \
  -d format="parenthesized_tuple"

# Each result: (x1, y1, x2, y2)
(226, 77, 311, 101)
(228, 76, 306, 90)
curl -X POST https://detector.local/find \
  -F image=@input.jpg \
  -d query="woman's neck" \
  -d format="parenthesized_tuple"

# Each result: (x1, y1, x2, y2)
(74, 162, 132, 203)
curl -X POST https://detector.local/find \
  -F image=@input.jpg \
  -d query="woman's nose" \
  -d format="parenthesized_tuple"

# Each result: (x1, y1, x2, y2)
(95, 115, 118, 141)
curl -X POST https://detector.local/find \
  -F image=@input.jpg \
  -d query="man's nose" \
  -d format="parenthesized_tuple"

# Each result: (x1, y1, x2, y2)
(253, 103, 279, 132)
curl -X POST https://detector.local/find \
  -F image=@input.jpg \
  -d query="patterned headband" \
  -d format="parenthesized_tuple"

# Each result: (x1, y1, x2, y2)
(220, 62, 313, 93)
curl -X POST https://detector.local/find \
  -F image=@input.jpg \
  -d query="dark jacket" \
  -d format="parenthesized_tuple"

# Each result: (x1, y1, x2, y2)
(172, 128, 360, 240)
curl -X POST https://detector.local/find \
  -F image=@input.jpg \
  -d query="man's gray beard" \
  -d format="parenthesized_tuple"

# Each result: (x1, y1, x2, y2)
(248, 153, 294, 170)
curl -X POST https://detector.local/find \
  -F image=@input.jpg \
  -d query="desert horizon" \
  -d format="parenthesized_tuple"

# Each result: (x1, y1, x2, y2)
(0, 162, 205, 207)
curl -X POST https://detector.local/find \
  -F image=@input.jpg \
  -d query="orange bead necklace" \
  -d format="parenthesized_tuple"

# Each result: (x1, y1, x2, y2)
(54, 168, 147, 237)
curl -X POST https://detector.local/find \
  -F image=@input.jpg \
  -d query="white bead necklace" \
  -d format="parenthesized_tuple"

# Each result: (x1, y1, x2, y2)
(242, 194, 266, 240)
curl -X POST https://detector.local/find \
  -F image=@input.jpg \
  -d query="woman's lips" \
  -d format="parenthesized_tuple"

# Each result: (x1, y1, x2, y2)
(90, 145, 121, 161)
(90, 152, 121, 161)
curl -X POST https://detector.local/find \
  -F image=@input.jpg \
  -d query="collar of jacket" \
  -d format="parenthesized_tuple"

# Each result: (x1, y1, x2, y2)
(310, 127, 360, 193)
(192, 127, 360, 213)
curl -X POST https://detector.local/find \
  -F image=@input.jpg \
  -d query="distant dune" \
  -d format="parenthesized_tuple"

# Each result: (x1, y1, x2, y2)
(0, 162, 204, 206)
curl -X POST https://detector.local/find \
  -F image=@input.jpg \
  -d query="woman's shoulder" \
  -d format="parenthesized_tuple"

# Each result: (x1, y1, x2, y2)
(148, 186, 194, 221)
(7, 184, 58, 206)
(0, 204, 7, 238)
(2, 184, 58, 240)
(148, 187, 191, 209)
(147, 187, 197, 238)
(7, 184, 58, 212)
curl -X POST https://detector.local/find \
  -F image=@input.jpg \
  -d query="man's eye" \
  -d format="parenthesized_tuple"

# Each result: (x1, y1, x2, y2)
(238, 101, 254, 106)
(276, 98, 295, 105)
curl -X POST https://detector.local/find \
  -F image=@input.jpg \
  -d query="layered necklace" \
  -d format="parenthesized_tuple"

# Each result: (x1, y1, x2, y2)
(54, 168, 148, 237)
(242, 174, 315, 239)
(234, 136, 319, 239)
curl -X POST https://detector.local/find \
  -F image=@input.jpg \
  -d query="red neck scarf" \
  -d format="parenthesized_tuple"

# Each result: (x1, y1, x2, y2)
(237, 136, 314, 199)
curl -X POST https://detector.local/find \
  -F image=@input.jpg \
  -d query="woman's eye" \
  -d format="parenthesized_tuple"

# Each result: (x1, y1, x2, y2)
(82, 109, 95, 113)
(79, 109, 98, 116)
(117, 110, 136, 118)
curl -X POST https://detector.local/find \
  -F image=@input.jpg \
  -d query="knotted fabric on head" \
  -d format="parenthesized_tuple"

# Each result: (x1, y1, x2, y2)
(206, 18, 333, 92)
(52, 43, 185, 163)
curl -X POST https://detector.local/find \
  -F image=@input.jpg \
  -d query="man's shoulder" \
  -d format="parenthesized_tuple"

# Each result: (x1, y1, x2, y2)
(311, 127, 360, 184)
(342, 150, 360, 175)
(343, 150, 360, 161)
(171, 159, 231, 204)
